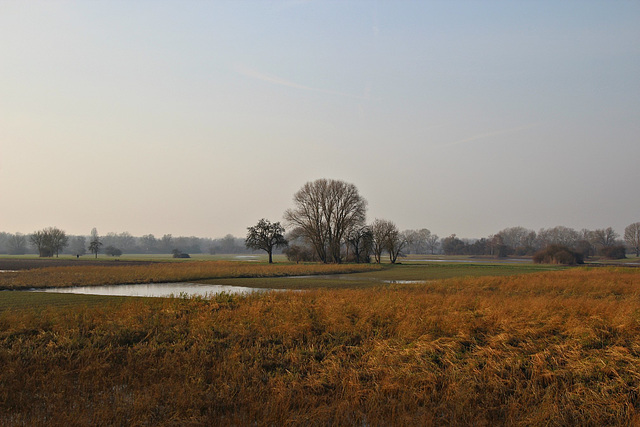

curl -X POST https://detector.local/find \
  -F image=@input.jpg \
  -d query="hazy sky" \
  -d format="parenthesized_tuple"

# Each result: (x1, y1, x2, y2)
(1, 1, 639, 239)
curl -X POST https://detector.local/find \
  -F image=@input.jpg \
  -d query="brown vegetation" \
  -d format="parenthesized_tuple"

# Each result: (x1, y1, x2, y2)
(0, 261, 381, 290)
(2, 268, 640, 424)
(0, 258, 155, 271)
(533, 244, 584, 265)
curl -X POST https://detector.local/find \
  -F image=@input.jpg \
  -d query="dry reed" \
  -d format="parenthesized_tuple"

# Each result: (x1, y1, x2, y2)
(2, 267, 640, 425)
(0, 260, 381, 290)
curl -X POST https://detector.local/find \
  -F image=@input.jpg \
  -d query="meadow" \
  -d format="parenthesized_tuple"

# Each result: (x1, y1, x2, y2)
(2, 261, 640, 425)
(0, 260, 382, 290)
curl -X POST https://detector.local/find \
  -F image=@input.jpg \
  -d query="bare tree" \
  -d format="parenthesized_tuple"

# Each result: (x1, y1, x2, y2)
(425, 233, 440, 255)
(536, 226, 580, 249)
(370, 219, 406, 263)
(385, 223, 407, 264)
(48, 227, 68, 257)
(161, 234, 174, 253)
(497, 226, 536, 255)
(285, 179, 367, 263)
(118, 232, 136, 253)
(245, 219, 288, 263)
(7, 233, 27, 255)
(30, 227, 68, 257)
(591, 227, 619, 250)
(30, 230, 50, 257)
(140, 234, 157, 253)
(345, 225, 372, 263)
(625, 222, 640, 257)
(370, 219, 394, 263)
(89, 228, 102, 259)
(403, 229, 432, 254)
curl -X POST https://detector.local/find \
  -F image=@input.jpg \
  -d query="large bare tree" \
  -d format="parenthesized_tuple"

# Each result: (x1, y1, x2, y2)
(284, 179, 367, 263)
(625, 222, 640, 257)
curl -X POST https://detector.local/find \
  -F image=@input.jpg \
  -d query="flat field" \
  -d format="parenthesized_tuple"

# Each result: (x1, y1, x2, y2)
(2, 261, 640, 425)
(0, 260, 383, 290)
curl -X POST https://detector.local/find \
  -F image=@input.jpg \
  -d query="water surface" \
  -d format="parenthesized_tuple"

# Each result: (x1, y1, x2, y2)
(31, 282, 275, 298)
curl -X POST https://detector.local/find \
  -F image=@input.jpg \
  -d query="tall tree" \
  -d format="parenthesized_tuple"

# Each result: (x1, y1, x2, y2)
(7, 233, 27, 255)
(402, 229, 432, 254)
(30, 230, 50, 257)
(536, 226, 580, 249)
(591, 227, 619, 250)
(140, 234, 157, 254)
(245, 219, 288, 263)
(385, 222, 406, 264)
(371, 219, 394, 263)
(29, 227, 68, 257)
(161, 234, 174, 253)
(625, 222, 640, 257)
(345, 225, 372, 263)
(425, 233, 440, 255)
(285, 179, 367, 263)
(89, 228, 102, 259)
(47, 227, 68, 257)
(496, 226, 535, 254)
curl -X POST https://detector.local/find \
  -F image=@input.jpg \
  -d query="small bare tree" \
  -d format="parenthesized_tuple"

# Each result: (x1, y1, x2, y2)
(89, 228, 102, 259)
(345, 225, 372, 263)
(245, 219, 288, 264)
(371, 219, 394, 263)
(385, 223, 407, 264)
(370, 219, 406, 264)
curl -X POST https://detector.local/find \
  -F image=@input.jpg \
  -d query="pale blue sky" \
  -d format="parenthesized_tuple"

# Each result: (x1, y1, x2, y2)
(1, 1, 639, 239)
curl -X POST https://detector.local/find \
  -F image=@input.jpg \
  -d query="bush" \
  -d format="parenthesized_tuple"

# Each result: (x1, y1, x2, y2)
(533, 244, 584, 265)
(104, 246, 122, 257)
(599, 245, 626, 260)
(172, 249, 191, 258)
(283, 245, 318, 263)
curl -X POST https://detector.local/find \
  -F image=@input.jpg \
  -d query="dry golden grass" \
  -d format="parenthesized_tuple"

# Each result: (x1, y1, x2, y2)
(0, 260, 381, 290)
(2, 267, 640, 425)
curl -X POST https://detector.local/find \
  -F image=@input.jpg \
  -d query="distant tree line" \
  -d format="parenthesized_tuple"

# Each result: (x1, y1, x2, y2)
(0, 229, 272, 257)
(440, 225, 632, 260)
(2, 192, 639, 263)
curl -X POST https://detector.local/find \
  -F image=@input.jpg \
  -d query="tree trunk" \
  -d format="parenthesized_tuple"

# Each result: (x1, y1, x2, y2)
(268, 250, 273, 264)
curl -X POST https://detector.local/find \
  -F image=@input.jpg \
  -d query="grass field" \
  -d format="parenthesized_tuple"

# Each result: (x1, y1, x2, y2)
(0, 260, 383, 290)
(2, 261, 640, 425)
(196, 262, 566, 290)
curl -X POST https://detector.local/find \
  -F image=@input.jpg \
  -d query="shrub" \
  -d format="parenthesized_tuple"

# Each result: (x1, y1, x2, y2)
(283, 245, 318, 263)
(171, 249, 191, 258)
(599, 245, 627, 260)
(533, 244, 584, 265)
(104, 246, 122, 257)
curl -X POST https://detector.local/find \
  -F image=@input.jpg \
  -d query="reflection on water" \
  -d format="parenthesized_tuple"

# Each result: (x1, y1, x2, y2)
(30, 282, 276, 298)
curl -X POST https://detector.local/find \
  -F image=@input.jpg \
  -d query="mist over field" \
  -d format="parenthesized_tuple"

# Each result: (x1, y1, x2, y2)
(1, 1, 638, 239)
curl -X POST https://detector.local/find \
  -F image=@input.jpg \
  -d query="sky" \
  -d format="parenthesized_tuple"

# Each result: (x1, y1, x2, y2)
(1, 1, 639, 239)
